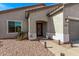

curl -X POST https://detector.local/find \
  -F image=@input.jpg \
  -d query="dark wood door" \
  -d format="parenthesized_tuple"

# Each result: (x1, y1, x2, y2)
(37, 23, 43, 36)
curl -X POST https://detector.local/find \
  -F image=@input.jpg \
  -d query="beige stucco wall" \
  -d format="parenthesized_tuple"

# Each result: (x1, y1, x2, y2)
(28, 7, 56, 40)
(64, 4, 79, 42)
(0, 10, 27, 38)
(0, 5, 45, 38)
(43, 22, 47, 37)
(64, 4, 79, 18)
(51, 12, 64, 42)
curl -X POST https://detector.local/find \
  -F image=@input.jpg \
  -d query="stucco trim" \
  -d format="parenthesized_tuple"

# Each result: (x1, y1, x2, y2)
(6, 20, 23, 34)
(46, 33, 53, 39)
(28, 32, 36, 40)
(64, 34, 69, 43)
(49, 6, 64, 16)
(53, 33, 64, 42)
(66, 16, 79, 21)
(46, 33, 65, 42)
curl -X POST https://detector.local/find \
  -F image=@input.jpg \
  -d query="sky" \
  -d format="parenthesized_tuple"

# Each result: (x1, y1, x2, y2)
(0, 3, 57, 11)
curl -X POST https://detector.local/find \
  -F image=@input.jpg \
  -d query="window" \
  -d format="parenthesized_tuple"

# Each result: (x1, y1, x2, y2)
(8, 21, 22, 33)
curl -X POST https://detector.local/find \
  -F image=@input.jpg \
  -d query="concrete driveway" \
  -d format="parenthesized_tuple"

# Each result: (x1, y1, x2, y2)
(40, 40, 79, 56)
(0, 39, 54, 56)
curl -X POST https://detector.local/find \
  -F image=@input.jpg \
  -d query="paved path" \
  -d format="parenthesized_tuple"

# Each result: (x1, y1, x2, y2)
(40, 40, 79, 56)
(0, 39, 54, 56)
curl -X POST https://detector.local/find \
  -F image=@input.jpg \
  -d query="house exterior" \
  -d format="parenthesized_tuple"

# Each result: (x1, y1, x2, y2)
(26, 4, 62, 40)
(0, 4, 46, 39)
(49, 3, 79, 43)
(0, 3, 79, 43)
(48, 5, 64, 43)
(0, 3, 61, 39)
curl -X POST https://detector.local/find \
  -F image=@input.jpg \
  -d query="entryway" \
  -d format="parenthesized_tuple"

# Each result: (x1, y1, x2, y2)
(36, 21, 47, 38)
(37, 23, 43, 37)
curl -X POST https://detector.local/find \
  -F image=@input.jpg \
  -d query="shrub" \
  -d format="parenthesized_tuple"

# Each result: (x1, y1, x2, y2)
(16, 31, 26, 41)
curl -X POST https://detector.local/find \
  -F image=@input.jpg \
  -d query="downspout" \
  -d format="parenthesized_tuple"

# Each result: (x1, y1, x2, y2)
(25, 11, 30, 40)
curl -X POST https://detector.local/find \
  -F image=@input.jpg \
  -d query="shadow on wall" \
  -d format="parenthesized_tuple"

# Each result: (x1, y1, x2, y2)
(47, 16, 56, 39)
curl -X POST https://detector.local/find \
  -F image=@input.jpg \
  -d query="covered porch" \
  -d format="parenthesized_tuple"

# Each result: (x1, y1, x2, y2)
(25, 11, 54, 41)
(27, 17, 54, 40)
(28, 20, 48, 40)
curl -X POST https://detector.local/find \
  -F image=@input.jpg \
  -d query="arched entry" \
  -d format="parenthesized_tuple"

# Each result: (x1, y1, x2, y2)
(36, 21, 47, 38)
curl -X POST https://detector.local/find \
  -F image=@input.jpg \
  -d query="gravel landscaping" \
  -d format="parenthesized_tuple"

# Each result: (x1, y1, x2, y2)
(0, 39, 54, 56)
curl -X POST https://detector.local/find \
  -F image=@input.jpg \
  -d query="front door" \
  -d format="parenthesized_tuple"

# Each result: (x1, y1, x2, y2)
(37, 23, 43, 37)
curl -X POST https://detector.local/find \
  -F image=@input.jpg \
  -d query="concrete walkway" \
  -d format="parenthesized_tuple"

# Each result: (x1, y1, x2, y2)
(40, 40, 79, 56)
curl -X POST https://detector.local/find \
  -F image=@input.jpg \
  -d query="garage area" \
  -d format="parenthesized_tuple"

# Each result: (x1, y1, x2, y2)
(69, 20, 79, 43)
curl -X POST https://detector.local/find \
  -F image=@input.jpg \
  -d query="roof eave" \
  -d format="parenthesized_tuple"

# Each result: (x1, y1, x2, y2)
(48, 5, 64, 16)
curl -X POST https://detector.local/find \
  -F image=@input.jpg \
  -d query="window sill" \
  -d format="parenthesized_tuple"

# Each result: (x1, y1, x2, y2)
(7, 32, 18, 34)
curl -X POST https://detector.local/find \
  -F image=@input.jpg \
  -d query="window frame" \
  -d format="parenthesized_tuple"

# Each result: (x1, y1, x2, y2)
(7, 20, 23, 34)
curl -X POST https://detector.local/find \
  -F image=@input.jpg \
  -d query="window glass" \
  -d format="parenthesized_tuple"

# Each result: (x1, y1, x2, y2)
(15, 22, 21, 32)
(8, 21, 21, 33)
(8, 21, 15, 32)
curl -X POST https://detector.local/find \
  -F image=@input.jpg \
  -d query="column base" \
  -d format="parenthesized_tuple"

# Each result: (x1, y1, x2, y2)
(46, 33, 53, 39)
(28, 33, 37, 40)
